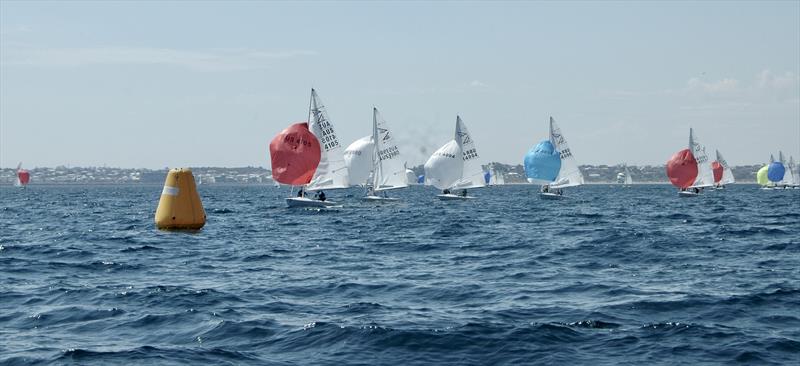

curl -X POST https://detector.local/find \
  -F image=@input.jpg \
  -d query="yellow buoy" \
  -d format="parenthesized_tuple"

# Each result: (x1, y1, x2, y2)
(155, 168, 206, 230)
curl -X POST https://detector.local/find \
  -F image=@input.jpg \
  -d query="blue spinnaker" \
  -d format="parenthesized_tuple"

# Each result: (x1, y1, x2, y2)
(524, 140, 561, 183)
(484, 171, 491, 184)
(767, 162, 785, 182)
(417, 175, 425, 184)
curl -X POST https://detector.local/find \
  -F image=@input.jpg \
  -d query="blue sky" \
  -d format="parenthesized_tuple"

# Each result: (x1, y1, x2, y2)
(1, 1, 798, 169)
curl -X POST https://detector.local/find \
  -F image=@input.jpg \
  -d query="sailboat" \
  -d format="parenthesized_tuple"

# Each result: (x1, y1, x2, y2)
(767, 153, 785, 189)
(15, 163, 30, 187)
(363, 107, 408, 202)
(487, 164, 505, 186)
(777, 151, 794, 189)
(424, 116, 485, 200)
(756, 163, 770, 189)
(273, 89, 348, 208)
(616, 164, 633, 186)
(789, 156, 800, 189)
(666, 128, 714, 197)
(523, 117, 584, 200)
(269, 122, 325, 206)
(711, 149, 735, 189)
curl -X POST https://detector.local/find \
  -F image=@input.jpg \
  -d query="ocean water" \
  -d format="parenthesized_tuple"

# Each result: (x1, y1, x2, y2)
(1, 184, 798, 365)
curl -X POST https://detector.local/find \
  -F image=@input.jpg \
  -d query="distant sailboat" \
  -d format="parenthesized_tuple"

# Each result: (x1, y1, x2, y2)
(364, 107, 408, 202)
(777, 151, 794, 189)
(404, 165, 417, 185)
(524, 117, 584, 200)
(616, 164, 633, 186)
(15, 163, 30, 187)
(711, 149, 735, 189)
(666, 128, 713, 197)
(767, 153, 785, 189)
(424, 116, 485, 200)
(487, 164, 505, 186)
(789, 156, 800, 189)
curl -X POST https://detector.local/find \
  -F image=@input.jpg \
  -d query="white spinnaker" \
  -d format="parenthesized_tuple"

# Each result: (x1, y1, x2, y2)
(688, 128, 715, 188)
(715, 149, 735, 185)
(549, 117, 584, 189)
(372, 108, 408, 191)
(405, 169, 417, 185)
(451, 116, 486, 190)
(307, 89, 350, 190)
(343, 135, 374, 186)
(624, 165, 633, 185)
(424, 140, 461, 190)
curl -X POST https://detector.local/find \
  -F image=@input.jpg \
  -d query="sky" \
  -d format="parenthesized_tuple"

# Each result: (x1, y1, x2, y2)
(1, 0, 798, 169)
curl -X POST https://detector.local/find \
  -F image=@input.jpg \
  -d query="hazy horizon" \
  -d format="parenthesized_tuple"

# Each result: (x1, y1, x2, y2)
(2, 1, 799, 169)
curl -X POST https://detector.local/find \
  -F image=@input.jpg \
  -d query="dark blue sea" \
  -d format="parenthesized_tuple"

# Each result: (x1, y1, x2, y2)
(1, 184, 799, 365)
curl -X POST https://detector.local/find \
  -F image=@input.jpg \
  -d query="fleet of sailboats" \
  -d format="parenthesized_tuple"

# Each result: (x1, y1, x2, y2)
(261, 90, 798, 208)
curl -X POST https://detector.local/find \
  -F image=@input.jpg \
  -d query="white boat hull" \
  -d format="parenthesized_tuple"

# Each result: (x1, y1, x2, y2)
(679, 191, 699, 197)
(539, 192, 564, 200)
(363, 195, 400, 203)
(286, 197, 337, 208)
(437, 194, 475, 201)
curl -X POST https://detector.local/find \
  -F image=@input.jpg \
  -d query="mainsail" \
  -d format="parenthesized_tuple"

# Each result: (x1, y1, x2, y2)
(372, 108, 408, 191)
(451, 116, 485, 189)
(688, 128, 715, 188)
(549, 117, 584, 189)
(307, 89, 349, 190)
(715, 149, 735, 185)
(624, 165, 633, 185)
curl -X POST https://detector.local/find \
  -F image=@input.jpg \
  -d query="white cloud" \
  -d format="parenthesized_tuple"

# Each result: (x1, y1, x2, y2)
(756, 69, 798, 90)
(469, 80, 488, 88)
(686, 77, 739, 93)
(0, 46, 317, 71)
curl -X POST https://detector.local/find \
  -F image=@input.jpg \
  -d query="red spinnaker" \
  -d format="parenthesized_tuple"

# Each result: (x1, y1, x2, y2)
(269, 122, 321, 185)
(666, 148, 698, 188)
(711, 161, 723, 183)
(17, 170, 30, 185)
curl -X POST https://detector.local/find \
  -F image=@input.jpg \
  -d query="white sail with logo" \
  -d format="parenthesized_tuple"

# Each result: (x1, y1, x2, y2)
(688, 128, 715, 188)
(307, 89, 350, 190)
(372, 108, 408, 191)
(715, 149, 735, 185)
(451, 116, 486, 189)
(343, 136, 374, 186)
(549, 117, 584, 189)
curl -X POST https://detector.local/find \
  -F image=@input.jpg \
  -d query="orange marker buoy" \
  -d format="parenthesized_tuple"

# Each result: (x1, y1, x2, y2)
(155, 168, 206, 230)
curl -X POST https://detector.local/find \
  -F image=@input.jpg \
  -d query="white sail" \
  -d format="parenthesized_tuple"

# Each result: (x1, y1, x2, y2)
(424, 140, 461, 190)
(451, 116, 486, 190)
(688, 128, 715, 188)
(790, 156, 800, 186)
(343, 135, 374, 186)
(307, 89, 350, 190)
(405, 168, 417, 185)
(715, 149, 735, 185)
(549, 117, 584, 189)
(624, 165, 633, 185)
(778, 151, 793, 186)
(489, 165, 505, 185)
(372, 108, 408, 191)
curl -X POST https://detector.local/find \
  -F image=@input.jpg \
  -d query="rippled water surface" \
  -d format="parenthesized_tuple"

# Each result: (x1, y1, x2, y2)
(1, 184, 799, 365)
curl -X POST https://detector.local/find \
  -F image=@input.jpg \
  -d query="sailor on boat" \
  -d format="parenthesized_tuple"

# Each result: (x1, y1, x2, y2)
(443, 189, 451, 195)
(297, 188, 305, 197)
(460, 189, 468, 197)
(315, 191, 326, 201)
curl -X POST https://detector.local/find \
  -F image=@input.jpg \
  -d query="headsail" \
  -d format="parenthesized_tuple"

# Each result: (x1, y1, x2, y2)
(343, 135, 374, 186)
(688, 128, 714, 188)
(549, 117, 584, 188)
(524, 140, 561, 184)
(666, 149, 698, 189)
(372, 108, 408, 191)
(767, 152, 785, 183)
(424, 140, 461, 190)
(269, 123, 321, 185)
(715, 149, 735, 185)
(307, 89, 349, 190)
(756, 165, 769, 186)
(451, 116, 485, 189)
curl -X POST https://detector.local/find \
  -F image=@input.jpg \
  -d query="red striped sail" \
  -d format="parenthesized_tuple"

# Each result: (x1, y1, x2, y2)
(269, 122, 321, 185)
(666, 148, 698, 189)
